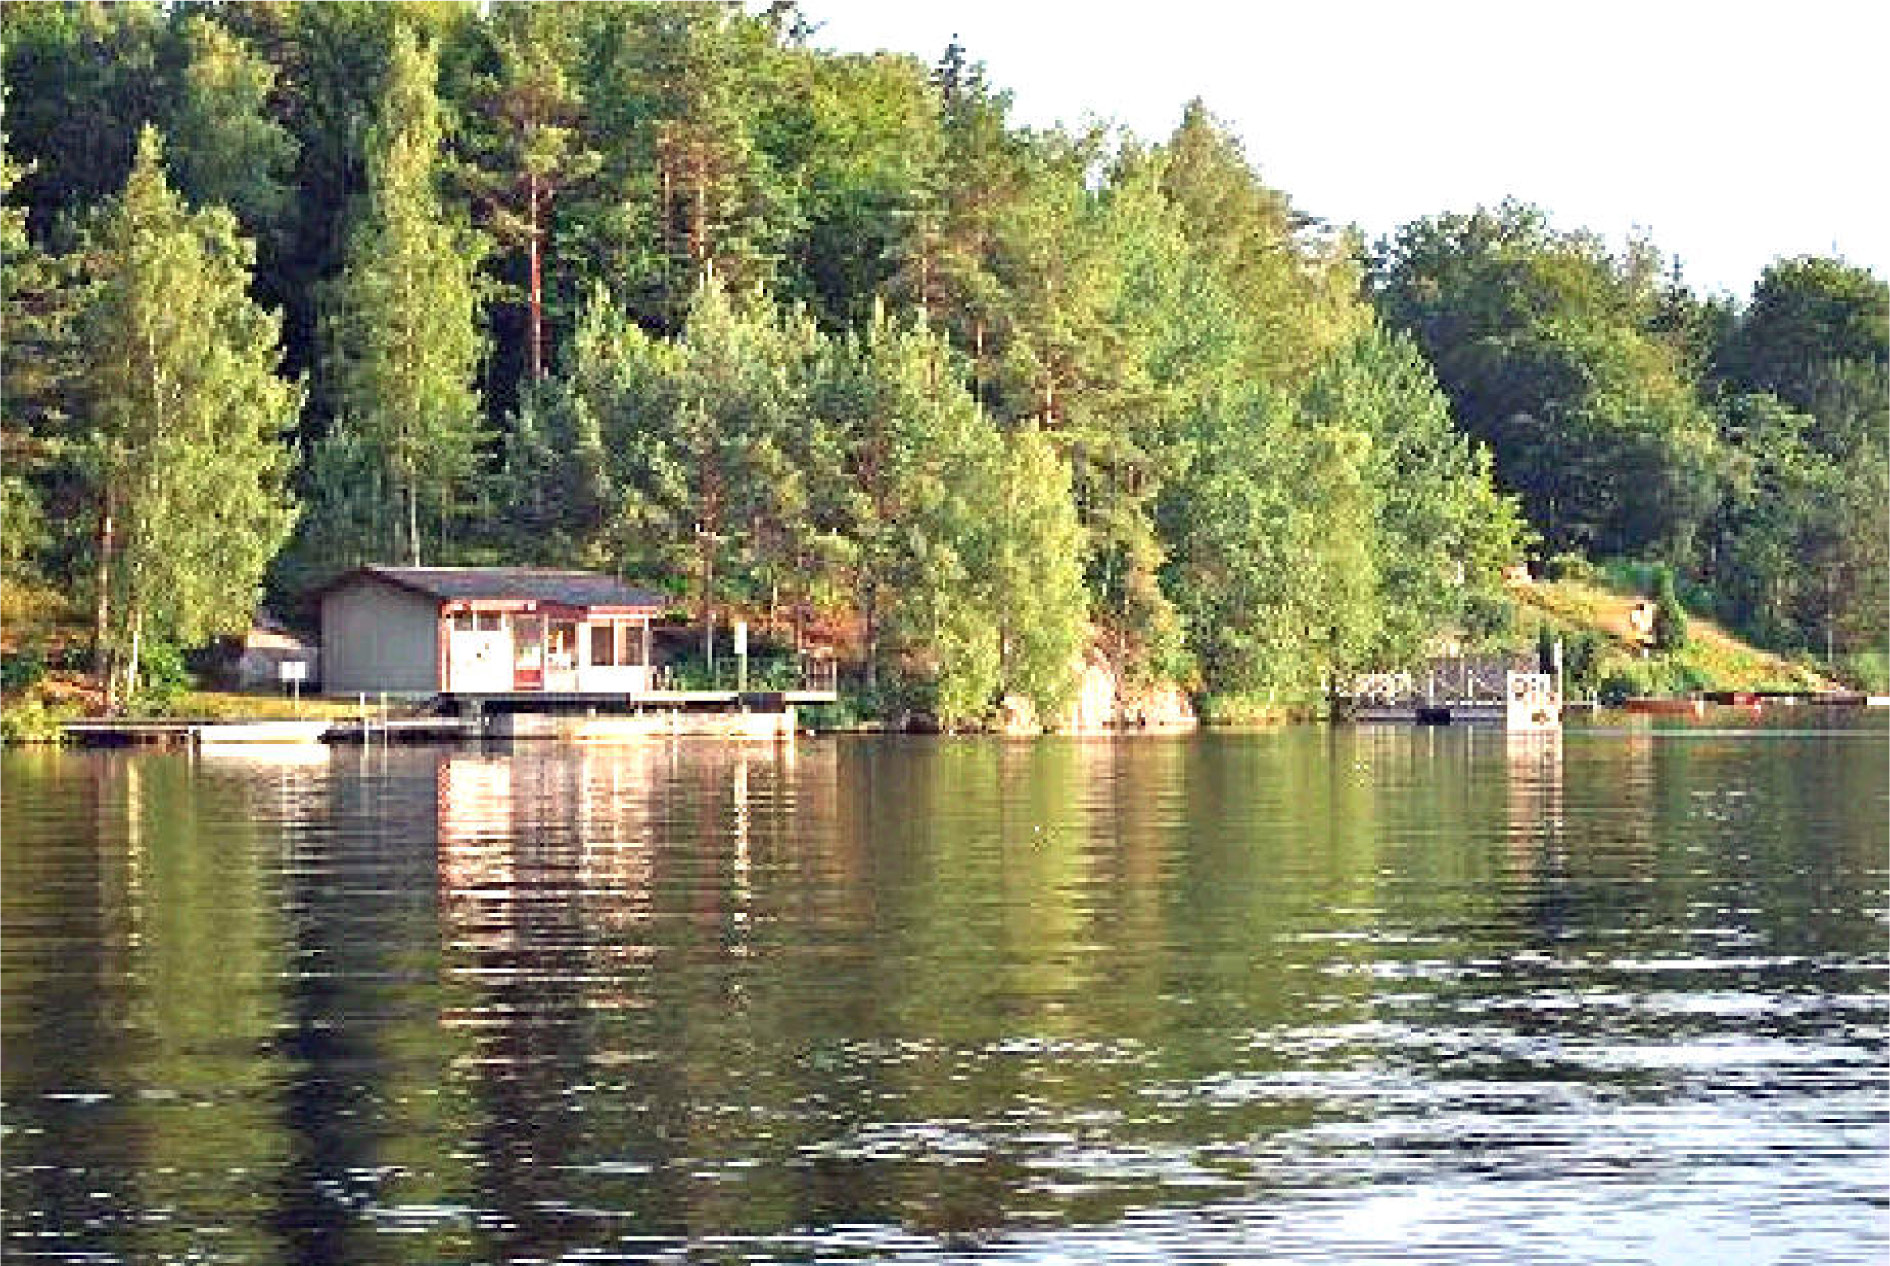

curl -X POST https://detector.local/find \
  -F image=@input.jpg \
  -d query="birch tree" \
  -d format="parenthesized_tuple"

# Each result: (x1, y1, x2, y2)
(83, 127, 300, 706)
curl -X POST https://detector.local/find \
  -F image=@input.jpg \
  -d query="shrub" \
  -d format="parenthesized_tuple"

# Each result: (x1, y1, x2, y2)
(1, 697, 75, 744)
(129, 640, 194, 715)
(1651, 566, 1688, 652)
(1597, 670, 1642, 706)
(1, 645, 47, 694)
(1562, 629, 1606, 698)
(1463, 592, 1515, 640)
(1838, 652, 1889, 693)
(1543, 551, 1597, 583)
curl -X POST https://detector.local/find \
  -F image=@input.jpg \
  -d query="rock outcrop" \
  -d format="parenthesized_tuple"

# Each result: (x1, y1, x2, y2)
(1000, 649, 1197, 735)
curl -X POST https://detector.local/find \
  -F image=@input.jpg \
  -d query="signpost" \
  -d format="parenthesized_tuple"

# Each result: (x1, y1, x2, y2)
(279, 659, 308, 711)
(734, 620, 748, 694)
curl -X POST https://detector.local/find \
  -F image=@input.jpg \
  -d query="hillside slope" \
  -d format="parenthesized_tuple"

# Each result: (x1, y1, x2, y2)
(1507, 574, 1836, 697)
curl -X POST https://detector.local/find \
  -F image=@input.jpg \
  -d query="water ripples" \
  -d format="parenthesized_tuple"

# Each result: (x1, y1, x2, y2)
(4, 727, 1886, 1263)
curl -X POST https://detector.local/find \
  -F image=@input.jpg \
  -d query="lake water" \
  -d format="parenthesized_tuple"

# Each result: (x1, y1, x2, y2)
(3, 722, 1885, 1264)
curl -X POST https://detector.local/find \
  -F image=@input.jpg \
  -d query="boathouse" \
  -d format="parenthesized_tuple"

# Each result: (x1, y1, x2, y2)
(318, 566, 667, 697)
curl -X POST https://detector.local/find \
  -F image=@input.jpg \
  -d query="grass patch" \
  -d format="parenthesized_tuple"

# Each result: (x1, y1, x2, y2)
(1509, 574, 1834, 697)
(1197, 693, 1318, 726)
(164, 690, 373, 721)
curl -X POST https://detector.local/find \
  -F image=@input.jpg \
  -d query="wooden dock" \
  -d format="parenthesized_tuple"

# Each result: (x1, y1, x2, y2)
(61, 719, 335, 747)
(60, 686, 833, 748)
(1344, 661, 1561, 730)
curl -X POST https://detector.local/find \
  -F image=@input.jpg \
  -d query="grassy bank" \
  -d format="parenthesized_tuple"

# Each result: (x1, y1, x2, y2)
(1509, 574, 1835, 698)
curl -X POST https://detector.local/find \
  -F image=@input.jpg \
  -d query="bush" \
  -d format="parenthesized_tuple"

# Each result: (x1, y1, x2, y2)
(1597, 666, 1648, 706)
(1463, 592, 1515, 640)
(1199, 693, 1306, 725)
(800, 694, 866, 732)
(1544, 551, 1597, 583)
(1838, 652, 1889, 694)
(129, 640, 194, 715)
(1, 697, 76, 744)
(1562, 629, 1606, 699)
(1651, 566, 1688, 652)
(1, 645, 47, 694)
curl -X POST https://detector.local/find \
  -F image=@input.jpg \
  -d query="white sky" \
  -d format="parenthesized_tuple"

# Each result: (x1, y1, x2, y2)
(803, 0, 1889, 300)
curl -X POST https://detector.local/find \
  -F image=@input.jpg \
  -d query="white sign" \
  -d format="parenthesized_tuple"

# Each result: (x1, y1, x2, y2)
(279, 660, 309, 683)
(733, 620, 747, 657)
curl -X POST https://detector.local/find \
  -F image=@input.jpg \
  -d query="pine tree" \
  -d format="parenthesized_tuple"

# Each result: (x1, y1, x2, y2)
(459, 1, 600, 387)
(82, 127, 301, 706)
(326, 27, 486, 566)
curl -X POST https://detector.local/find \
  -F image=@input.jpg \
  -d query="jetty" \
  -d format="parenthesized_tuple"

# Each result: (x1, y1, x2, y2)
(59, 686, 827, 748)
(1343, 656, 1561, 731)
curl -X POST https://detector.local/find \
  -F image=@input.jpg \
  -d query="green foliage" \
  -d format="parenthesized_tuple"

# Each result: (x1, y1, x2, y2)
(0, 696, 77, 744)
(1, 645, 47, 694)
(1374, 203, 1722, 561)
(1651, 566, 1689, 651)
(1195, 693, 1311, 726)
(166, 15, 299, 241)
(1561, 628, 1607, 699)
(323, 27, 487, 567)
(82, 127, 301, 706)
(1712, 257, 1889, 441)
(4, 5, 1877, 711)
(1543, 551, 1596, 583)
(1838, 652, 1888, 694)
(128, 638, 192, 715)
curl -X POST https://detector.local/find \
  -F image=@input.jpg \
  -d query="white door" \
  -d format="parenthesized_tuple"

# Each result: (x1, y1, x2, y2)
(448, 617, 512, 693)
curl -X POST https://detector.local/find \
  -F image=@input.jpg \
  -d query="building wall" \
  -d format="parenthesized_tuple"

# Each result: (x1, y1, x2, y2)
(321, 579, 440, 696)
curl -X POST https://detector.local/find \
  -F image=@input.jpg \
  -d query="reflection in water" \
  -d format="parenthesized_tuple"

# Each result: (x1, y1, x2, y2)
(3, 725, 1886, 1264)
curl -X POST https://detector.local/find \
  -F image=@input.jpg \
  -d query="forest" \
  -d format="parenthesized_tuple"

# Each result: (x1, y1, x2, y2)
(2, 1, 1885, 721)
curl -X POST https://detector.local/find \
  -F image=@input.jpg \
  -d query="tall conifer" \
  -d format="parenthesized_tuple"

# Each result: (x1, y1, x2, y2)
(326, 27, 485, 566)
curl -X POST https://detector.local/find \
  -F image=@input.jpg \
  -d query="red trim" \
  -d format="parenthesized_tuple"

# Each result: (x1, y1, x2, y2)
(446, 598, 539, 614)
(437, 612, 450, 691)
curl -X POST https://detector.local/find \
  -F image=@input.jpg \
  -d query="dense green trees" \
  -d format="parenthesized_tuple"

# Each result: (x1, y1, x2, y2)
(3, 2, 1880, 713)
(1702, 259, 1889, 660)
(1375, 206, 1886, 674)
(1373, 203, 1721, 561)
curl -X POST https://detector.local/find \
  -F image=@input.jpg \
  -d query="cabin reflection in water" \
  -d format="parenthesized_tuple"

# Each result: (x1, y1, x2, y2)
(432, 744, 819, 1028)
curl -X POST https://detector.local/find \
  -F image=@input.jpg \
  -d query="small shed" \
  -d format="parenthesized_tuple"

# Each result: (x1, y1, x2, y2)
(230, 609, 320, 690)
(318, 566, 667, 697)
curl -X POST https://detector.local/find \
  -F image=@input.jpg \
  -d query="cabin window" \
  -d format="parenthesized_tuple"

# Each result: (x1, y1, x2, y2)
(452, 612, 476, 632)
(590, 623, 616, 667)
(476, 612, 503, 632)
(547, 621, 578, 670)
(618, 621, 647, 667)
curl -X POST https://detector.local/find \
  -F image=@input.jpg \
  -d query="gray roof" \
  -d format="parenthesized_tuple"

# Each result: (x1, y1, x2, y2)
(346, 566, 667, 610)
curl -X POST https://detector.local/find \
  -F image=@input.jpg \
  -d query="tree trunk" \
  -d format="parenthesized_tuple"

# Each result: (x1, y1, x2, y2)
(407, 480, 421, 567)
(94, 496, 116, 710)
(862, 574, 878, 695)
(123, 611, 143, 710)
(527, 172, 544, 382)
(700, 536, 715, 682)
